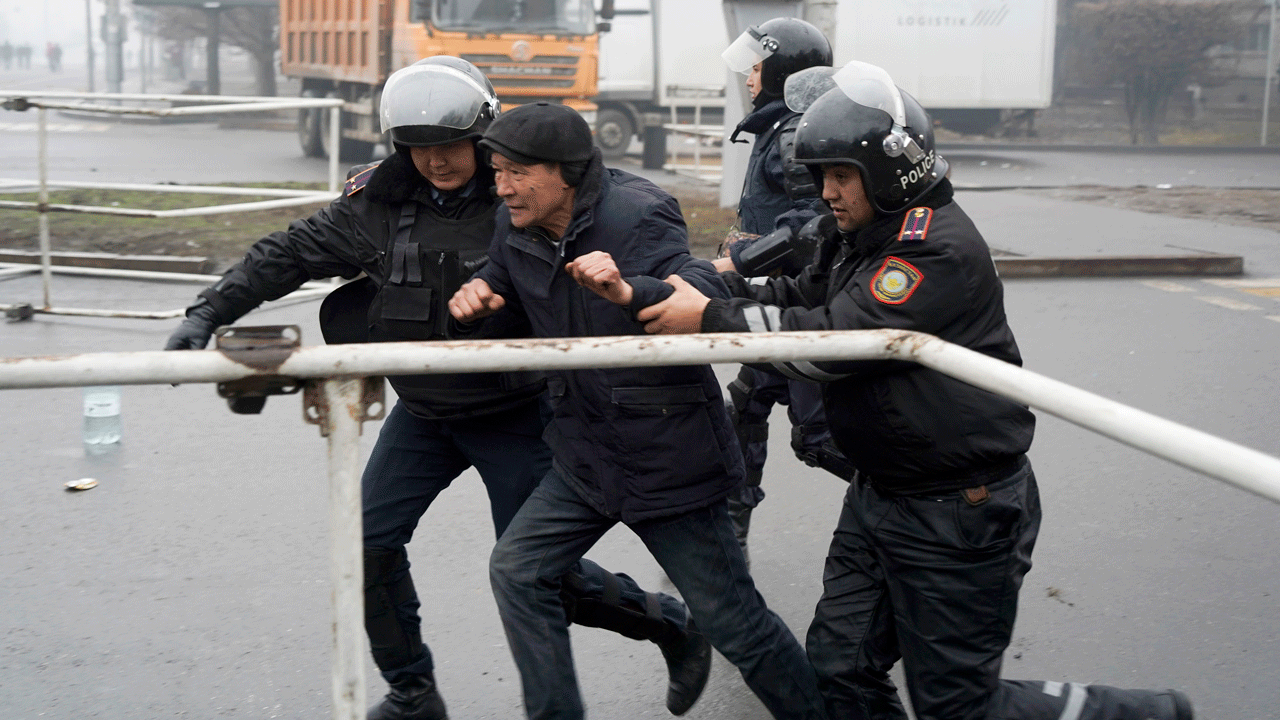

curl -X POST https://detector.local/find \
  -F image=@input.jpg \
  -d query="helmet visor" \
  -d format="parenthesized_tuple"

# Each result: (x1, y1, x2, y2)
(784, 65, 838, 113)
(722, 28, 775, 75)
(379, 64, 497, 133)
(833, 60, 906, 127)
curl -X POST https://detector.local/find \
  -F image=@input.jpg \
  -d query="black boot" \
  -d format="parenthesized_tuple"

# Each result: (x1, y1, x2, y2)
(560, 567, 712, 715)
(367, 671, 448, 720)
(1158, 689, 1195, 720)
(658, 618, 712, 716)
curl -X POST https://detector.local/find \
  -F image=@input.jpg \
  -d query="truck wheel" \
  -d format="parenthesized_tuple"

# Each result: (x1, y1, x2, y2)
(320, 92, 375, 162)
(298, 89, 324, 158)
(595, 108, 634, 159)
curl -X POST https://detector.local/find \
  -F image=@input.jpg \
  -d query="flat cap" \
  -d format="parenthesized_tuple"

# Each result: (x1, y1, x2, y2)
(479, 101, 594, 165)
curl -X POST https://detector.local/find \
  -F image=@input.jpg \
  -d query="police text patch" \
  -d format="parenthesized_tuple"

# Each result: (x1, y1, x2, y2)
(898, 207, 932, 242)
(869, 256, 923, 304)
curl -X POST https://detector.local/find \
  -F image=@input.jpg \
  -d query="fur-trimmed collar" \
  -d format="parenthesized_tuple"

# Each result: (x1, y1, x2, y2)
(364, 151, 426, 204)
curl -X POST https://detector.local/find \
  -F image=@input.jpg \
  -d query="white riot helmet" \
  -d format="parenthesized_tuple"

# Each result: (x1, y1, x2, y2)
(379, 56, 500, 148)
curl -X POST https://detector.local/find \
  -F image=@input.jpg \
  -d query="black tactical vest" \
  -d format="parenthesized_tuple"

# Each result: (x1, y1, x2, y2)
(368, 197, 544, 420)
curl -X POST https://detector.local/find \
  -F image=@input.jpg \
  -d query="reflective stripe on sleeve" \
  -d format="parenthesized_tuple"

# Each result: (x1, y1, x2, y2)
(1058, 683, 1087, 720)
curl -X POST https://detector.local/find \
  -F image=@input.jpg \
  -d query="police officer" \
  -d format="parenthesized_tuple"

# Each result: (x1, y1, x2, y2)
(164, 58, 710, 720)
(715, 17, 844, 563)
(636, 60, 1194, 720)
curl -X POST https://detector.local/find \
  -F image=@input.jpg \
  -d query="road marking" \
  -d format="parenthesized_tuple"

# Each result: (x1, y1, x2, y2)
(1139, 280, 1196, 292)
(1239, 287, 1280, 298)
(1195, 295, 1262, 311)
(1203, 278, 1280, 288)
(0, 122, 110, 133)
(1267, 316, 1280, 323)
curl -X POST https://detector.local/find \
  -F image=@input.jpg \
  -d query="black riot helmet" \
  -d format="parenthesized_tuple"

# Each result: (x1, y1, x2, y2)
(379, 56, 501, 149)
(722, 18, 832, 102)
(793, 61, 949, 216)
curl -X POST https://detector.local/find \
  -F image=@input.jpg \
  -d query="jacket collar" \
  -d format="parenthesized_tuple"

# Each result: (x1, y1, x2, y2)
(844, 179, 956, 257)
(730, 99, 792, 144)
(365, 147, 496, 208)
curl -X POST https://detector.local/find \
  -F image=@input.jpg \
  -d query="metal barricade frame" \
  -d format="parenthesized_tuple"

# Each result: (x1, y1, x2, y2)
(0, 91, 345, 318)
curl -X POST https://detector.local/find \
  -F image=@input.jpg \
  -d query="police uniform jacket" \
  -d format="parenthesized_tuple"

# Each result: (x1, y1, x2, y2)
(197, 150, 544, 420)
(731, 98, 826, 239)
(473, 150, 745, 522)
(702, 180, 1035, 495)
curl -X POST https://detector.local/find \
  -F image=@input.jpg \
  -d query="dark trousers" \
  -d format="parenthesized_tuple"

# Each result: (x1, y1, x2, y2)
(489, 466, 825, 720)
(733, 366, 831, 493)
(363, 400, 684, 682)
(807, 457, 1183, 720)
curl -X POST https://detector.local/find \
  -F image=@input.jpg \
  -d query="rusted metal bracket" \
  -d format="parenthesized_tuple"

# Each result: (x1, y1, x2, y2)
(302, 376, 387, 437)
(214, 325, 303, 414)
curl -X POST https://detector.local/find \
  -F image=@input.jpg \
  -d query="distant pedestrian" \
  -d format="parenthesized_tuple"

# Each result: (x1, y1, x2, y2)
(47, 42, 62, 72)
(17, 43, 32, 69)
(1, 41, 13, 71)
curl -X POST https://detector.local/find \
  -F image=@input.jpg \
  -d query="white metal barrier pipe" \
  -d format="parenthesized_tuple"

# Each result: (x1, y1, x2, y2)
(0, 262, 337, 288)
(0, 330, 1277, 503)
(37, 107, 52, 309)
(329, 106, 342, 195)
(0, 90, 345, 105)
(0, 192, 339, 218)
(323, 377, 367, 720)
(0, 179, 339, 198)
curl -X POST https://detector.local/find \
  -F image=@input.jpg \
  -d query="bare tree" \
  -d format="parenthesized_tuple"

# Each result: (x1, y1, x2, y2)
(1073, 0, 1243, 144)
(154, 5, 279, 96)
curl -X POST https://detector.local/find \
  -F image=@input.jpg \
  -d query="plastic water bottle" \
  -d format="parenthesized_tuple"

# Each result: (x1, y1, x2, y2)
(83, 386, 122, 452)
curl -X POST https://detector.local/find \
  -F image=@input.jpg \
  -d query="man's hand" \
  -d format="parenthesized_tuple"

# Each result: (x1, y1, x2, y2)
(635, 275, 710, 335)
(566, 251, 633, 306)
(449, 278, 505, 322)
(164, 301, 221, 350)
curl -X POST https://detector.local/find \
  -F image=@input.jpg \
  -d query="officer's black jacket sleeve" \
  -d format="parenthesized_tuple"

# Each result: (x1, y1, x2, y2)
(202, 194, 372, 323)
(704, 237, 971, 382)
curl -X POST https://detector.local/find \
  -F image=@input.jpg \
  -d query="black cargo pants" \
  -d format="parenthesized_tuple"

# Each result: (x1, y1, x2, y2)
(806, 456, 1184, 720)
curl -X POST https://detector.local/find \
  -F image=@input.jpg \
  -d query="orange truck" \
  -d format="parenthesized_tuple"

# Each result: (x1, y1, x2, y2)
(281, 0, 614, 160)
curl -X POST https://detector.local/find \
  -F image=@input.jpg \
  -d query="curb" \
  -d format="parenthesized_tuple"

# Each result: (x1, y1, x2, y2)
(1, 250, 1244, 281)
(0, 250, 212, 275)
(995, 253, 1242, 279)
(939, 142, 1280, 155)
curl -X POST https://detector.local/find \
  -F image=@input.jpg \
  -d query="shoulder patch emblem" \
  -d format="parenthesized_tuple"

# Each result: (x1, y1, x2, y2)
(869, 256, 924, 305)
(898, 207, 932, 242)
(344, 164, 379, 197)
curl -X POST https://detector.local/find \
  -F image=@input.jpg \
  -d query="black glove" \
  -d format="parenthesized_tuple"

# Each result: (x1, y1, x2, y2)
(164, 300, 222, 350)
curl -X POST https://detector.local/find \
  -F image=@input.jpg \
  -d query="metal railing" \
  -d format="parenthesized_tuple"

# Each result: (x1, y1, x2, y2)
(2, 329, 1278, 719)
(0, 91, 344, 318)
(663, 85, 725, 184)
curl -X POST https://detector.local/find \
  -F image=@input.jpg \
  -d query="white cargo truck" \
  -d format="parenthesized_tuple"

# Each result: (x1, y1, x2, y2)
(832, 0, 1058, 133)
(595, 0, 730, 157)
(595, 0, 1057, 156)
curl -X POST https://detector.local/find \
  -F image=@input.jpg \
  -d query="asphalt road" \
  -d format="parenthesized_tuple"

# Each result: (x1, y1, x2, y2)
(2, 266, 1278, 720)
(2, 89, 1279, 719)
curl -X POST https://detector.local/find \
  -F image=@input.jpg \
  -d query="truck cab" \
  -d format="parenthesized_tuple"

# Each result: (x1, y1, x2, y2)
(283, 0, 606, 160)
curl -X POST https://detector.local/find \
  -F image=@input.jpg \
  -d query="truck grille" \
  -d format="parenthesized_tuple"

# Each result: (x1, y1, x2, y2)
(461, 54, 580, 66)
